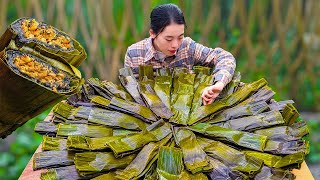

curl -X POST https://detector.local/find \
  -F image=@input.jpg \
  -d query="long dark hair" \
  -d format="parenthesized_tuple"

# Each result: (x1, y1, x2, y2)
(150, 4, 187, 35)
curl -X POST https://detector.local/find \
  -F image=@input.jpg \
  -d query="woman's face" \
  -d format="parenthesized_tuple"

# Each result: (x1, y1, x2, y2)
(150, 23, 184, 56)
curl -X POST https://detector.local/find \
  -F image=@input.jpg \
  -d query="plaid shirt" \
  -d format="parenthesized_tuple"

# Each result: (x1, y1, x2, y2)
(124, 37, 236, 86)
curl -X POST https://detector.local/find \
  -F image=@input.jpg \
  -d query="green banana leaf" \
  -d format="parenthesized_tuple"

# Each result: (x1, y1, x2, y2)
(198, 137, 263, 176)
(282, 103, 300, 125)
(216, 71, 241, 100)
(170, 72, 195, 125)
(191, 74, 214, 114)
(254, 121, 309, 141)
(154, 74, 172, 109)
(101, 80, 134, 101)
(173, 127, 211, 174)
(34, 121, 58, 136)
(56, 123, 113, 138)
(90, 172, 117, 180)
(91, 96, 158, 123)
(0, 18, 86, 67)
(106, 120, 172, 157)
(180, 170, 209, 180)
(74, 152, 136, 173)
(33, 150, 74, 170)
(213, 110, 285, 131)
(138, 81, 174, 119)
(42, 135, 67, 151)
(139, 65, 155, 85)
(66, 135, 126, 151)
(143, 161, 158, 180)
(87, 78, 113, 99)
(264, 139, 309, 155)
(193, 66, 211, 90)
(253, 166, 295, 180)
(239, 85, 275, 105)
(208, 100, 269, 124)
(207, 157, 248, 180)
(189, 123, 268, 151)
(88, 107, 148, 130)
(157, 146, 184, 180)
(40, 165, 84, 180)
(243, 150, 305, 169)
(115, 134, 172, 179)
(188, 78, 268, 125)
(119, 67, 146, 106)
(268, 100, 295, 111)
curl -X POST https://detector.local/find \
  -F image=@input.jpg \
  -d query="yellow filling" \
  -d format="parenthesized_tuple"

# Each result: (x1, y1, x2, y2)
(14, 55, 68, 92)
(21, 19, 72, 50)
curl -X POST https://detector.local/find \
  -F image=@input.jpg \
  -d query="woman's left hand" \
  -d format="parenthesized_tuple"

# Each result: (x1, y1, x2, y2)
(201, 81, 224, 105)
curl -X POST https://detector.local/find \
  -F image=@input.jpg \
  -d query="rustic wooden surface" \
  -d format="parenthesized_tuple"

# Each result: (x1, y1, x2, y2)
(19, 113, 315, 180)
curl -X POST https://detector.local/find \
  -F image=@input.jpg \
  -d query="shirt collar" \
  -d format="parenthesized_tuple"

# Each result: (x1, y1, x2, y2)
(144, 37, 178, 62)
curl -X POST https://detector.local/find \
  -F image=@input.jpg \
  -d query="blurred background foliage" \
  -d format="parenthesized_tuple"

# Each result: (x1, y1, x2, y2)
(0, 0, 319, 179)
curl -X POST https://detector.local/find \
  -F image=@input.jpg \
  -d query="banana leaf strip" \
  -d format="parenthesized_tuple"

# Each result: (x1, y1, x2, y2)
(33, 150, 74, 170)
(154, 73, 172, 109)
(282, 103, 300, 125)
(34, 121, 57, 136)
(40, 165, 85, 180)
(119, 67, 146, 106)
(264, 139, 309, 155)
(143, 161, 158, 180)
(198, 137, 263, 176)
(208, 100, 269, 124)
(170, 73, 195, 125)
(207, 157, 248, 180)
(87, 78, 113, 99)
(173, 127, 211, 174)
(268, 100, 295, 111)
(90, 172, 117, 180)
(42, 135, 67, 151)
(67, 135, 126, 151)
(191, 75, 214, 114)
(243, 151, 305, 169)
(171, 68, 189, 102)
(57, 123, 113, 138)
(113, 129, 138, 136)
(115, 134, 172, 179)
(254, 166, 295, 180)
(101, 81, 134, 101)
(106, 121, 172, 157)
(155, 67, 172, 76)
(180, 170, 209, 180)
(52, 101, 74, 119)
(254, 121, 309, 141)
(193, 66, 211, 90)
(189, 123, 268, 151)
(138, 82, 173, 119)
(157, 146, 184, 180)
(1, 18, 86, 67)
(239, 86, 275, 105)
(216, 71, 241, 100)
(74, 152, 136, 173)
(88, 107, 148, 130)
(188, 78, 268, 125)
(91, 96, 157, 123)
(214, 110, 285, 131)
(139, 65, 154, 82)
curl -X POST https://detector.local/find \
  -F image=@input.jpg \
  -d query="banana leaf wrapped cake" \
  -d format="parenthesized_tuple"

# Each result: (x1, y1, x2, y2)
(34, 66, 309, 180)
(0, 18, 86, 138)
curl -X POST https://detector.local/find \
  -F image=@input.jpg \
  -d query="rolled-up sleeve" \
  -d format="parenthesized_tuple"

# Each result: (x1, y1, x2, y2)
(124, 48, 132, 68)
(192, 41, 236, 86)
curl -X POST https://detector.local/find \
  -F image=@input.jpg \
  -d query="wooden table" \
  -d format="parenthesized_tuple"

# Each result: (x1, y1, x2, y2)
(19, 113, 315, 180)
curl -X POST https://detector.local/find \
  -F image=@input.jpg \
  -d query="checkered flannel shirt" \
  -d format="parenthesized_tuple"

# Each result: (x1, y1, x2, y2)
(124, 37, 236, 86)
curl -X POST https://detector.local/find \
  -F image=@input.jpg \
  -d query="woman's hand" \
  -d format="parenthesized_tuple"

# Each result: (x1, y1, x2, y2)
(201, 81, 224, 105)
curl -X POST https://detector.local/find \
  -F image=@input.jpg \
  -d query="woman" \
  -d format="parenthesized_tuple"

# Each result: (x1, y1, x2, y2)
(124, 3, 236, 105)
